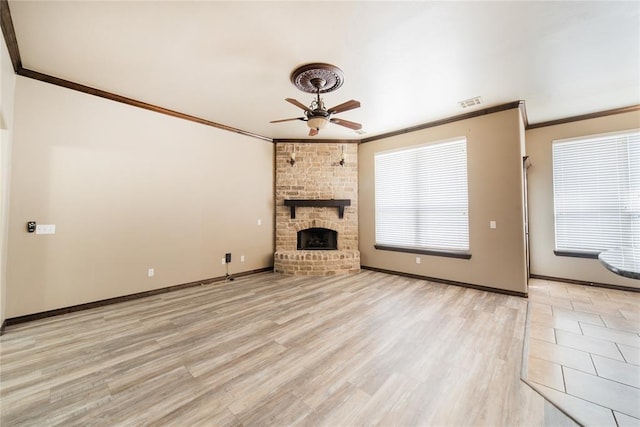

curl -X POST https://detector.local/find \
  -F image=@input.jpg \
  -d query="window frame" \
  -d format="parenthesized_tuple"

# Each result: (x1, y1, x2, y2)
(551, 129, 639, 258)
(374, 137, 471, 259)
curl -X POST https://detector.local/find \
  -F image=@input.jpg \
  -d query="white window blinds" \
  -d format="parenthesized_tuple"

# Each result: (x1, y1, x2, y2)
(552, 130, 640, 254)
(375, 138, 469, 252)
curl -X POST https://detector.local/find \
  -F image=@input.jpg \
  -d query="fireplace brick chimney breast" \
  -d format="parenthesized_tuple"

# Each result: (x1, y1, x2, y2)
(274, 142, 360, 276)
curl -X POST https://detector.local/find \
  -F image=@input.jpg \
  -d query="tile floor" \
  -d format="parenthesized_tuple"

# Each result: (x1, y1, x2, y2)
(524, 279, 640, 426)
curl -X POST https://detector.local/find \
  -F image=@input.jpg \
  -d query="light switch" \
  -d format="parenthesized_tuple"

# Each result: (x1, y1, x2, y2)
(35, 224, 56, 235)
(490, 221, 497, 229)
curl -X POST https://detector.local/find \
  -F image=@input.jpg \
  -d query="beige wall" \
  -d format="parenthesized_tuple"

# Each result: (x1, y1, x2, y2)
(1, 35, 16, 325)
(359, 108, 528, 294)
(5, 69, 635, 322)
(6, 77, 274, 318)
(526, 111, 640, 289)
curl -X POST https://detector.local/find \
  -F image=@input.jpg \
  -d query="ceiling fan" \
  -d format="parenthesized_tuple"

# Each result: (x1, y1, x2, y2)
(270, 63, 362, 137)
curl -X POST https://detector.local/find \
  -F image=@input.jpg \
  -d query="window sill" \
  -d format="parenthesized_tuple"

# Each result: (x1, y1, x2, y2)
(374, 244, 472, 260)
(553, 250, 600, 259)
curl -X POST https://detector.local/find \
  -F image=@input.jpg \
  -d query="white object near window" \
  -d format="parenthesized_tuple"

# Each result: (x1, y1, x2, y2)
(375, 137, 469, 255)
(552, 130, 640, 255)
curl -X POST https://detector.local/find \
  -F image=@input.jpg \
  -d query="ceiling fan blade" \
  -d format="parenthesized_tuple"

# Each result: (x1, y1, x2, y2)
(286, 98, 312, 113)
(309, 128, 319, 137)
(327, 99, 360, 114)
(270, 117, 306, 123)
(330, 118, 362, 130)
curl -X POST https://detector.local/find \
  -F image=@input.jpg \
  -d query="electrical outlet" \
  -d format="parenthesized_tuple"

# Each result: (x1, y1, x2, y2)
(416, 256, 421, 264)
(490, 221, 497, 229)
(221, 258, 226, 265)
(240, 255, 245, 262)
(257, 219, 262, 226)
(148, 268, 154, 277)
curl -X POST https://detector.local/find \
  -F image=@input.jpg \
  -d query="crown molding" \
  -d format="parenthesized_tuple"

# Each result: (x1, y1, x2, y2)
(18, 68, 273, 142)
(0, 0, 20, 72)
(359, 101, 523, 144)
(274, 139, 360, 144)
(2, 1, 637, 144)
(526, 104, 640, 130)
(0, 0, 273, 143)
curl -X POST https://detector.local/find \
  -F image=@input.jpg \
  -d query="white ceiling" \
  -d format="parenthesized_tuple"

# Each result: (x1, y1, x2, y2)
(8, 1, 640, 140)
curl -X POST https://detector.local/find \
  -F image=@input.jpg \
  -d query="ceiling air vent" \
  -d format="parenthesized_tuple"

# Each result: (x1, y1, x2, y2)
(459, 96, 482, 109)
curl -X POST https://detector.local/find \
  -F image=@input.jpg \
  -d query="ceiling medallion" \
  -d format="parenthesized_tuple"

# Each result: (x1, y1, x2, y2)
(290, 63, 345, 94)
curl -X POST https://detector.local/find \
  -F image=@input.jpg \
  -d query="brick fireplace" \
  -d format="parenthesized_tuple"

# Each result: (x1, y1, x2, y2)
(274, 142, 360, 276)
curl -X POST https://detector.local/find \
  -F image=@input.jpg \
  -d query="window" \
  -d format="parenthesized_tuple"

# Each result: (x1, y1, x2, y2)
(552, 130, 639, 256)
(374, 137, 470, 258)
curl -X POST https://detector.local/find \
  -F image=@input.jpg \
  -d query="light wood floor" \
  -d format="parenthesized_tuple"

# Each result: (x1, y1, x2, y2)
(0, 271, 547, 426)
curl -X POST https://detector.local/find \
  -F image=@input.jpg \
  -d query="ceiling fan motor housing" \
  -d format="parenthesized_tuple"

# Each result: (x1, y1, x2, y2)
(270, 63, 361, 135)
(306, 100, 330, 130)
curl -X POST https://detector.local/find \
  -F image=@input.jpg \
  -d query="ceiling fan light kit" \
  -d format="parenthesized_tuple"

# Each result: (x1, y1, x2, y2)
(270, 63, 362, 136)
(307, 116, 328, 130)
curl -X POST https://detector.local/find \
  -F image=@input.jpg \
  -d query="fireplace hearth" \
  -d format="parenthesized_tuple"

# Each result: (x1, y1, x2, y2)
(298, 228, 338, 250)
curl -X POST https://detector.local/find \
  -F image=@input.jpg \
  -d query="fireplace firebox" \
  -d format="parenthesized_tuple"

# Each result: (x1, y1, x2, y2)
(297, 228, 338, 250)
